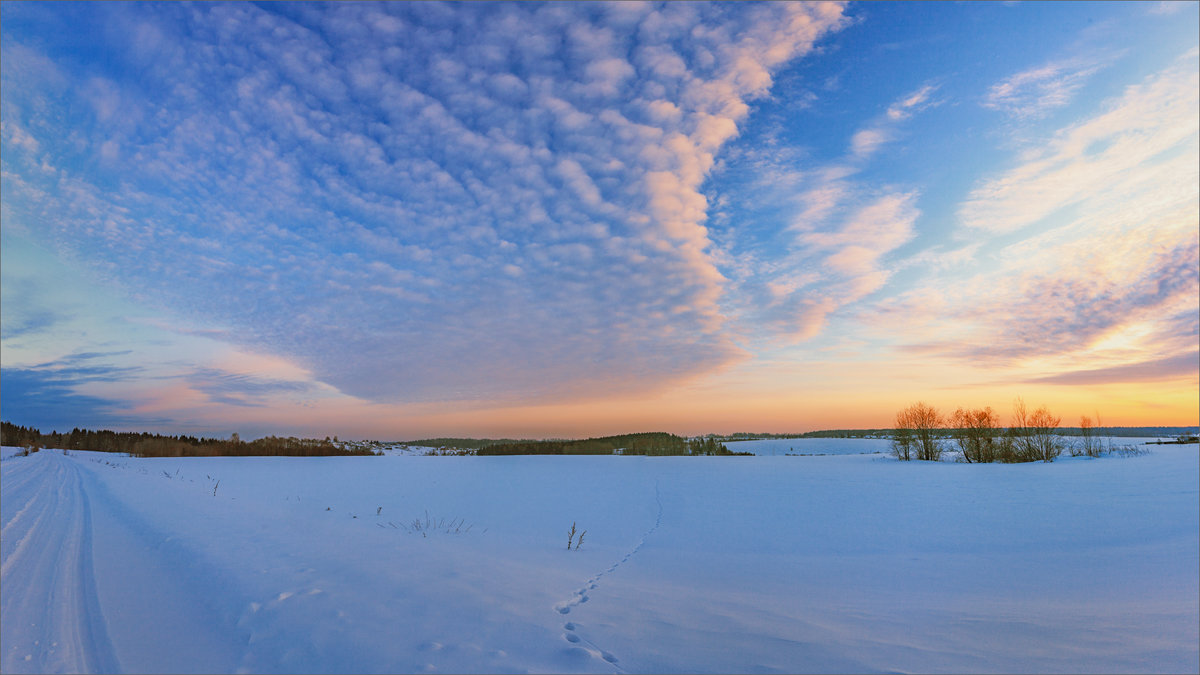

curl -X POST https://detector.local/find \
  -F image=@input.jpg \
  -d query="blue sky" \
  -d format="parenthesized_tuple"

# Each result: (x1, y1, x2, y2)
(2, 1, 1197, 439)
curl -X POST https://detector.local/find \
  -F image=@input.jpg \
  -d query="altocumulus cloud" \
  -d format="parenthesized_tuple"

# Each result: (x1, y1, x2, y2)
(0, 2, 847, 404)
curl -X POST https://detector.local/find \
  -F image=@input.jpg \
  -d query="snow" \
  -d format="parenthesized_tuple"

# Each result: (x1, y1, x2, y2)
(2, 446, 1197, 673)
(726, 437, 892, 455)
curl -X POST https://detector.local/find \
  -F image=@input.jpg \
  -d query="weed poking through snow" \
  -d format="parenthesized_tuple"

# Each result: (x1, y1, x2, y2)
(567, 522, 587, 550)
(402, 510, 473, 537)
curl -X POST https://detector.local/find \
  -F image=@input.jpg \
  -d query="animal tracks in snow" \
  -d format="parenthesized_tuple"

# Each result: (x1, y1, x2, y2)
(552, 479, 662, 671)
(560, 620, 620, 669)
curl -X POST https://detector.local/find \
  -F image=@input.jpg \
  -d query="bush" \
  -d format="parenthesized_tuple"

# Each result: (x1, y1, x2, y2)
(950, 407, 1001, 463)
(1009, 398, 1062, 462)
(1072, 414, 1102, 457)
(891, 426, 915, 461)
(892, 402, 943, 461)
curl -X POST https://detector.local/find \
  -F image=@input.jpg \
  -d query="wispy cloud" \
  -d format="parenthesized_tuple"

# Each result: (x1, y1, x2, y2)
(0, 351, 167, 431)
(707, 79, 943, 347)
(886, 83, 939, 121)
(962, 52, 1198, 235)
(1025, 352, 1199, 386)
(722, 80, 943, 343)
(873, 51, 1199, 382)
(22, 352, 142, 384)
(0, 275, 63, 339)
(1147, 2, 1187, 17)
(983, 55, 1109, 119)
(187, 368, 315, 408)
(851, 83, 941, 159)
(767, 191, 919, 340)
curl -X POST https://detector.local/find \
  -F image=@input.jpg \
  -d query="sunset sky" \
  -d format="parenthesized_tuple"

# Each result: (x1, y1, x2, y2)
(2, 1, 1197, 440)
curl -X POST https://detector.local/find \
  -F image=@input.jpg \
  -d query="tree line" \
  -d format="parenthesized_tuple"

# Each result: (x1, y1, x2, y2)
(478, 432, 690, 455)
(890, 399, 1146, 463)
(0, 422, 376, 458)
(475, 432, 747, 456)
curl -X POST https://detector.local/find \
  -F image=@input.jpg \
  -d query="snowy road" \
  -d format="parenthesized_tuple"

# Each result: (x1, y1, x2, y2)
(2, 450, 241, 674)
(1, 450, 117, 673)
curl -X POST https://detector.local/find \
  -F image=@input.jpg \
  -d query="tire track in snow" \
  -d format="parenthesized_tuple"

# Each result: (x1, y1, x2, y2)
(1, 451, 119, 674)
(553, 479, 664, 672)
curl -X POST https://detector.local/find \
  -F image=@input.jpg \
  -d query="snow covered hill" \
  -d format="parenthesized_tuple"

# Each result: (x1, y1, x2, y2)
(2, 445, 1197, 673)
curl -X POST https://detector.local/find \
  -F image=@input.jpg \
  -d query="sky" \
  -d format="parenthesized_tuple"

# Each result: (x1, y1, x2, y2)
(1, 1, 1197, 441)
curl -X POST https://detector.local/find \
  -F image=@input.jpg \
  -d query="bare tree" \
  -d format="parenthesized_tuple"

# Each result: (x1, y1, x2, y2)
(1075, 414, 1100, 457)
(951, 406, 1000, 463)
(892, 425, 915, 461)
(1094, 411, 1111, 456)
(1010, 398, 1062, 462)
(894, 402, 944, 461)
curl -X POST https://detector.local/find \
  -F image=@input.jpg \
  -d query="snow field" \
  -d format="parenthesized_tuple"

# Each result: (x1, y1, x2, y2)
(2, 445, 1197, 673)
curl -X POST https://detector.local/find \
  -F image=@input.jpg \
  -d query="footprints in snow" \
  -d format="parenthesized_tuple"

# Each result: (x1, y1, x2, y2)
(562, 622, 618, 665)
(246, 587, 323, 615)
(553, 480, 661, 670)
(554, 586, 621, 669)
(554, 581, 597, 615)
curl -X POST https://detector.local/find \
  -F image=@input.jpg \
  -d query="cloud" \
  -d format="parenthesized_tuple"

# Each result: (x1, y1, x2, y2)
(983, 56, 1108, 119)
(0, 353, 169, 431)
(962, 52, 1198, 234)
(0, 3, 849, 405)
(703, 78, 940, 347)
(849, 82, 940, 159)
(187, 368, 315, 408)
(850, 128, 890, 159)
(872, 51, 1199, 380)
(1147, 1, 1187, 15)
(736, 81, 942, 339)
(743, 188, 920, 342)
(24, 353, 142, 383)
(0, 275, 64, 339)
(1025, 352, 1199, 385)
(0, 120, 40, 154)
(886, 83, 938, 121)
(951, 237, 1198, 364)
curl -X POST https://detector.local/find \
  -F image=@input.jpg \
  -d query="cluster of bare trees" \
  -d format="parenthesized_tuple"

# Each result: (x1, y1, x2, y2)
(891, 402, 945, 461)
(892, 398, 1066, 463)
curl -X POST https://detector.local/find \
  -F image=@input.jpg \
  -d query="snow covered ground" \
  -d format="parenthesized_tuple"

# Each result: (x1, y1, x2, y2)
(2, 445, 1197, 674)
(726, 437, 893, 455)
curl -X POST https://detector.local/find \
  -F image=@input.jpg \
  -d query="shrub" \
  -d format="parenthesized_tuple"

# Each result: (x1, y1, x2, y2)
(893, 402, 944, 461)
(951, 407, 1001, 463)
(891, 426, 915, 461)
(1009, 398, 1062, 462)
(1112, 444, 1150, 458)
(1071, 414, 1103, 457)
